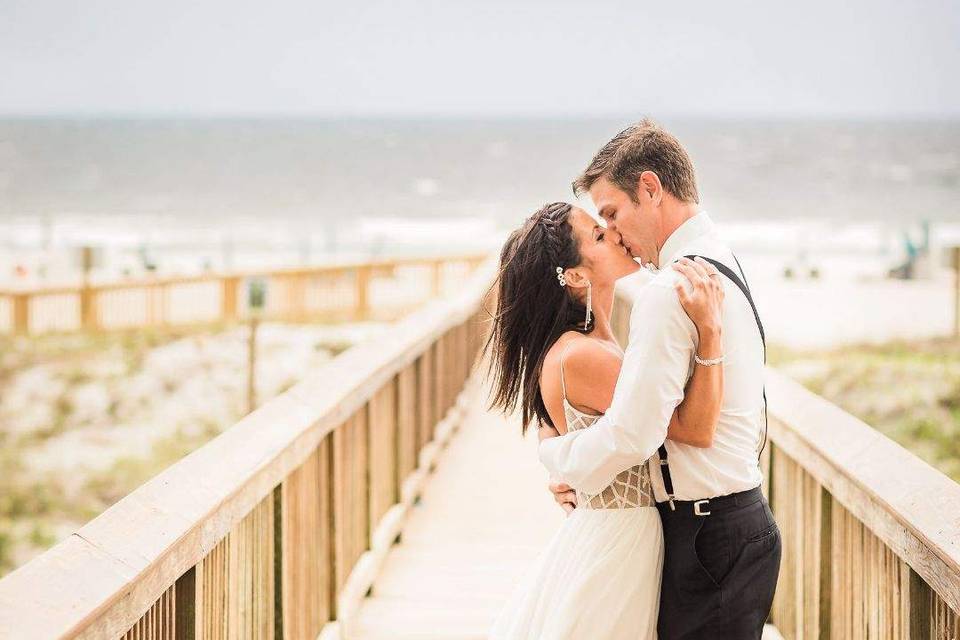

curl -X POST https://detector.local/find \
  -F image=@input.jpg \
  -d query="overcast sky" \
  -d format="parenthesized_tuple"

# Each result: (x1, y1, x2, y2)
(1, 0, 957, 118)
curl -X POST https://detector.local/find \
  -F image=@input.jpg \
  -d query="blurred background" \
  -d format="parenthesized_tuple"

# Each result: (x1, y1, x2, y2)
(0, 0, 958, 581)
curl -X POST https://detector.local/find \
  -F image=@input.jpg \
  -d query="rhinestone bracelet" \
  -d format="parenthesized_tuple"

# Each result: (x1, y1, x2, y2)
(694, 353, 725, 367)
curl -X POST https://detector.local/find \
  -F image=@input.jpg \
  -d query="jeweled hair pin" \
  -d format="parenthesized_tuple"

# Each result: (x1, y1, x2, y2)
(556, 267, 567, 287)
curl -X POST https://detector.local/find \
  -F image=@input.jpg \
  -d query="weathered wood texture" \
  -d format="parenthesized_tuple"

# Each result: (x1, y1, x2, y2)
(612, 286, 960, 640)
(764, 373, 960, 640)
(0, 254, 486, 335)
(280, 437, 333, 638)
(0, 256, 496, 639)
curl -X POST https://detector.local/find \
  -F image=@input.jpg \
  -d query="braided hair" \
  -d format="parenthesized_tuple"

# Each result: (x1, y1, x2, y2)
(484, 202, 595, 434)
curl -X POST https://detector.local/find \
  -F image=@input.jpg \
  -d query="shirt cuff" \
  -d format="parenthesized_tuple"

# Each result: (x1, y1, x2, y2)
(537, 435, 561, 474)
(537, 429, 586, 480)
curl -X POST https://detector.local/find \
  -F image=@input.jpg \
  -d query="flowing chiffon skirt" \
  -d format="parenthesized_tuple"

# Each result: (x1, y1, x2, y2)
(489, 505, 664, 640)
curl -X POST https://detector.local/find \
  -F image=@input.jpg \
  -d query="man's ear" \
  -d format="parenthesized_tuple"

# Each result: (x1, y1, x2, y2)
(639, 171, 663, 206)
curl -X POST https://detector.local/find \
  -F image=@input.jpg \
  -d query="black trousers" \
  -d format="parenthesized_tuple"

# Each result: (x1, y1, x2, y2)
(655, 487, 782, 640)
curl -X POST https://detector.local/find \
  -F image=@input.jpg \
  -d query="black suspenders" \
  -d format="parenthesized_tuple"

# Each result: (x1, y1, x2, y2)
(657, 254, 767, 510)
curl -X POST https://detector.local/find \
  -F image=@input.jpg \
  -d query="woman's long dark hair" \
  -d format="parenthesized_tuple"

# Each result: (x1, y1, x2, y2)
(484, 202, 595, 434)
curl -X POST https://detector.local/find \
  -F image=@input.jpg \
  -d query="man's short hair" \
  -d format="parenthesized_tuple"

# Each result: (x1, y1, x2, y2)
(573, 119, 699, 204)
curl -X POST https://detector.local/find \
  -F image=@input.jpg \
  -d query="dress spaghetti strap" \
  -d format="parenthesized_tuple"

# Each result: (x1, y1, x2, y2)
(558, 340, 575, 403)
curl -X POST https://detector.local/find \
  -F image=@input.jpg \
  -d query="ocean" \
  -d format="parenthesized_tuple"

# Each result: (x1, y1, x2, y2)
(1, 117, 958, 281)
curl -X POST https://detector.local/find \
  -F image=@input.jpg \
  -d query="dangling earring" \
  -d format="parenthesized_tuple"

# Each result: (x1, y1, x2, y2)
(584, 281, 592, 329)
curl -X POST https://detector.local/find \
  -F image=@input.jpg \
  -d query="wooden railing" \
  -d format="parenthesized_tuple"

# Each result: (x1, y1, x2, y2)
(763, 371, 959, 640)
(613, 279, 960, 640)
(0, 254, 487, 335)
(0, 256, 497, 639)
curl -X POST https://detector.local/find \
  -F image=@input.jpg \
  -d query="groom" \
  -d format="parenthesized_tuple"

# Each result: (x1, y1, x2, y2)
(539, 120, 781, 639)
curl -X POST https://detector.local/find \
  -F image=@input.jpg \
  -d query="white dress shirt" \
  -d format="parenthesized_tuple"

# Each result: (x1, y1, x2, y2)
(538, 212, 765, 501)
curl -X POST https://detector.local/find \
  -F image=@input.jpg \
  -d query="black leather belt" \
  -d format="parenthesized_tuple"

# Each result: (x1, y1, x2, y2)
(659, 486, 765, 518)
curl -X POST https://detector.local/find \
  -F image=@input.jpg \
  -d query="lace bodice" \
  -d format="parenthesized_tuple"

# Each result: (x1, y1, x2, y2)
(558, 340, 655, 510)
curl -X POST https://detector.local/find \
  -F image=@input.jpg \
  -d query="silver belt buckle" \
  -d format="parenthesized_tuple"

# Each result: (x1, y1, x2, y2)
(693, 499, 711, 516)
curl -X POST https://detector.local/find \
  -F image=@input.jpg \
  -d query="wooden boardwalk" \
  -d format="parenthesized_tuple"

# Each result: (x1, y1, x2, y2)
(351, 377, 780, 640)
(352, 379, 561, 639)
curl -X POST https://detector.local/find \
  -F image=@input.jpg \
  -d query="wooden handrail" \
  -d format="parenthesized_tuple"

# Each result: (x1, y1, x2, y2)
(0, 253, 488, 335)
(0, 255, 488, 296)
(611, 280, 960, 638)
(0, 256, 497, 639)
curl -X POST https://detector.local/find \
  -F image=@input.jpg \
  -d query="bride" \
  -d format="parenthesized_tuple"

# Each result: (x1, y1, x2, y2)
(484, 202, 725, 639)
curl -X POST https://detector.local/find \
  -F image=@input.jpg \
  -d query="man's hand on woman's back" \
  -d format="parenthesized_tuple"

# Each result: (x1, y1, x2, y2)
(549, 480, 577, 515)
(540, 425, 578, 514)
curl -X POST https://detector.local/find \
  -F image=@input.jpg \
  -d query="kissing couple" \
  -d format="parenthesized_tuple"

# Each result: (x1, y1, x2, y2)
(485, 120, 782, 640)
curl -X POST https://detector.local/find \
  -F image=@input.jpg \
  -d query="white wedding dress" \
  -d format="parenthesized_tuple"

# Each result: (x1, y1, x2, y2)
(489, 343, 664, 640)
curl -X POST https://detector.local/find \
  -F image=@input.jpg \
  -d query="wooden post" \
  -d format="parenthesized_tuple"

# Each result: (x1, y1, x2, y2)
(818, 488, 833, 639)
(222, 276, 240, 322)
(368, 382, 398, 527)
(355, 266, 372, 320)
(174, 567, 196, 640)
(416, 353, 432, 452)
(290, 274, 306, 321)
(430, 261, 443, 297)
(12, 294, 29, 335)
(432, 340, 444, 434)
(247, 317, 258, 414)
(245, 276, 267, 414)
(953, 247, 960, 338)
(79, 285, 98, 331)
(397, 366, 417, 485)
(909, 568, 933, 640)
(78, 246, 99, 332)
(160, 283, 169, 327)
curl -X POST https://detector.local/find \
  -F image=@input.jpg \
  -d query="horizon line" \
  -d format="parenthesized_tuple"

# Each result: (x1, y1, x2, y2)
(1, 109, 959, 123)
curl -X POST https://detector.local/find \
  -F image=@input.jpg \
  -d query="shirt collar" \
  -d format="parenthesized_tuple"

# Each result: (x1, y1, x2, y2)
(658, 211, 714, 267)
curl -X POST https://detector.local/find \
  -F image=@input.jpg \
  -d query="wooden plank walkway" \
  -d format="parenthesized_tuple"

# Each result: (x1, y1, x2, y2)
(352, 378, 560, 639)
(351, 376, 781, 640)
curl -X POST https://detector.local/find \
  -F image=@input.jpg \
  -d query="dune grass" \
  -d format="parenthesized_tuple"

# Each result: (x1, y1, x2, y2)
(770, 338, 960, 482)
(0, 324, 367, 576)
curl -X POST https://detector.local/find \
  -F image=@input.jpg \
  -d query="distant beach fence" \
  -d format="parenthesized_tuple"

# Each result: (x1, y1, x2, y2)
(0, 255, 498, 638)
(0, 254, 487, 335)
(612, 282, 960, 640)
